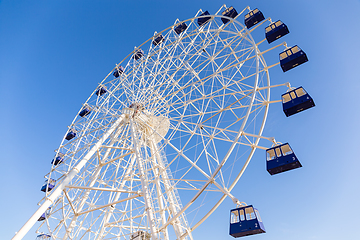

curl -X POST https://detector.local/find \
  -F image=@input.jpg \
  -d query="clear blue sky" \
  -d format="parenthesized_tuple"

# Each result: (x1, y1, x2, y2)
(1, 0, 360, 239)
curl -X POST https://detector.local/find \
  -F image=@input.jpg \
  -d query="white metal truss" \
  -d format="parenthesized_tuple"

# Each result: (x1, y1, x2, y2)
(14, 5, 294, 240)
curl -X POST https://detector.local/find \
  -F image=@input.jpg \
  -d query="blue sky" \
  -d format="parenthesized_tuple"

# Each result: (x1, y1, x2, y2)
(1, 0, 360, 239)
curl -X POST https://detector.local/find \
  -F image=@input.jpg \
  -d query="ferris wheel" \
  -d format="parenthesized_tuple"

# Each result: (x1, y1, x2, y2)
(14, 4, 314, 240)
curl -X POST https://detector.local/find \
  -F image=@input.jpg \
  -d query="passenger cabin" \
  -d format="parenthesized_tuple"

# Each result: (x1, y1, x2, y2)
(197, 11, 211, 27)
(41, 178, 56, 192)
(244, 8, 265, 29)
(282, 87, 315, 117)
(133, 49, 144, 60)
(174, 22, 187, 35)
(221, 6, 238, 24)
(280, 45, 308, 72)
(113, 66, 124, 78)
(37, 208, 51, 221)
(152, 34, 164, 46)
(79, 105, 91, 117)
(65, 129, 76, 140)
(51, 153, 64, 166)
(266, 143, 301, 175)
(265, 20, 289, 43)
(37, 213, 46, 221)
(230, 205, 265, 238)
(96, 86, 107, 96)
(36, 234, 51, 240)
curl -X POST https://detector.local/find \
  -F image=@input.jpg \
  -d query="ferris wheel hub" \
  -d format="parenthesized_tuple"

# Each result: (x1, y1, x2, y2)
(136, 112, 170, 144)
(128, 102, 144, 117)
(122, 105, 170, 144)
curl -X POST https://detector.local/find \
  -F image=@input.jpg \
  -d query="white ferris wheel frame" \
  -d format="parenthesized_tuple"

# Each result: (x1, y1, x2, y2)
(13, 4, 292, 240)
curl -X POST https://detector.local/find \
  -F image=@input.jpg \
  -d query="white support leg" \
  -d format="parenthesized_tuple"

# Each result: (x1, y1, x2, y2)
(130, 119, 159, 240)
(12, 115, 125, 240)
(149, 139, 191, 240)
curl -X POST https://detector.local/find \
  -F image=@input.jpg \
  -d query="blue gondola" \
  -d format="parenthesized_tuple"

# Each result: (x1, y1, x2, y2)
(95, 86, 107, 96)
(266, 143, 301, 175)
(41, 178, 56, 192)
(230, 205, 265, 238)
(37, 213, 46, 221)
(36, 234, 51, 240)
(197, 11, 211, 27)
(37, 208, 51, 221)
(79, 105, 91, 117)
(221, 6, 238, 24)
(51, 153, 64, 166)
(113, 66, 124, 78)
(280, 45, 308, 72)
(244, 8, 265, 29)
(152, 34, 164, 46)
(265, 20, 289, 43)
(174, 22, 187, 35)
(282, 87, 315, 117)
(132, 49, 143, 60)
(65, 129, 76, 140)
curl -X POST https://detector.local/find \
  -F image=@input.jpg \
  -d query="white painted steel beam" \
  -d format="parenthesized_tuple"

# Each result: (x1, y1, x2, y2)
(12, 115, 125, 240)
